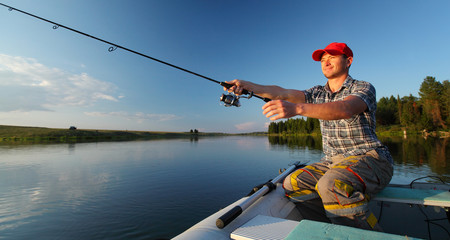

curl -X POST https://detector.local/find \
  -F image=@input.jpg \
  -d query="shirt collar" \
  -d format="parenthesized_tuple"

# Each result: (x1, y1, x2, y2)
(325, 75, 353, 93)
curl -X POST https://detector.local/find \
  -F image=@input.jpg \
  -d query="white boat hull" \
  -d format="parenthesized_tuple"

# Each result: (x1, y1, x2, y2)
(174, 184, 300, 240)
(175, 181, 450, 240)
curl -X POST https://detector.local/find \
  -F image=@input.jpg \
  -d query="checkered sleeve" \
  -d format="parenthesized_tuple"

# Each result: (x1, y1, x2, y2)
(349, 81, 377, 112)
(303, 85, 323, 104)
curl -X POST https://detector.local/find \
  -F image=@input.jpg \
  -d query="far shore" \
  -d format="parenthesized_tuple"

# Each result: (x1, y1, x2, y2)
(0, 125, 448, 144)
(0, 125, 267, 143)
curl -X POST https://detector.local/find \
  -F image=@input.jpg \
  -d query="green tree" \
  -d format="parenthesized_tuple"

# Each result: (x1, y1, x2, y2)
(419, 76, 446, 129)
(442, 80, 450, 126)
(268, 122, 277, 134)
(376, 96, 399, 126)
(399, 95, 421, 129)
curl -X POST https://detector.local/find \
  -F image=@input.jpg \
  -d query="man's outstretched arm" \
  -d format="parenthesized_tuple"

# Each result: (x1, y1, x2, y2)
(224, 79, 306, 104)
(262, 95, 367, 121)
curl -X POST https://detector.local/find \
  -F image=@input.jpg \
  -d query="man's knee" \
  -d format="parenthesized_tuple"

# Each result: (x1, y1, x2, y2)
(283, 170, 300, 192)
(314, 174, 334, 198)
(283, 168, 321, 202)
(283, 166, 319, 192)
(315, 168, 359, 198)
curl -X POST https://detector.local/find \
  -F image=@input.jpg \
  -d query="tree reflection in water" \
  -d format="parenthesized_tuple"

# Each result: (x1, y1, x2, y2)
(268, 135, 449, 182)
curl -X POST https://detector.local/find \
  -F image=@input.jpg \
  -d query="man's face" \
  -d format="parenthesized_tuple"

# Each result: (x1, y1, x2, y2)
(320, 53, 352, 79)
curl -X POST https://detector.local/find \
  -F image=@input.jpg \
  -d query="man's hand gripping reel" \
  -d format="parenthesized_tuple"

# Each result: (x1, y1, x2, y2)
(219, 82, 270, 107)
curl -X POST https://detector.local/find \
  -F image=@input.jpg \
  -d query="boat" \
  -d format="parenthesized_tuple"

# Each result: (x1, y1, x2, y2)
(174, 163, 450, 240)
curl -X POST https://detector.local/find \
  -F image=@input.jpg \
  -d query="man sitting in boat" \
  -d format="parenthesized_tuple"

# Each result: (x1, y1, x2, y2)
(224, 42, 393, 230)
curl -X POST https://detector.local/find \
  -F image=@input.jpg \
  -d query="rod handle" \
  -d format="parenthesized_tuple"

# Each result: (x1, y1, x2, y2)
(261, 97, 271, 102)
(220, 82, 250, 95)
(216, 206, 243, 229)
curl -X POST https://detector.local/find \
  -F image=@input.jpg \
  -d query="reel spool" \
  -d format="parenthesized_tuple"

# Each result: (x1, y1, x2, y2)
(220, 93, 241, 107)
(219, 91, 254, 107)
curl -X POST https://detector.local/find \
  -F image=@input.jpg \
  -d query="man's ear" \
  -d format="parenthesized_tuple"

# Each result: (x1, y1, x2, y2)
(346, 56, 353, 68)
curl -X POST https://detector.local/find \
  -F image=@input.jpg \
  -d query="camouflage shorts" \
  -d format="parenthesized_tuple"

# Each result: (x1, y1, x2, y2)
(283, 149, 393, 218)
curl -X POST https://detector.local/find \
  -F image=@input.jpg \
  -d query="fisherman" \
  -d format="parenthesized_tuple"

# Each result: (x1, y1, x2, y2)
(224, 42, 393, 230)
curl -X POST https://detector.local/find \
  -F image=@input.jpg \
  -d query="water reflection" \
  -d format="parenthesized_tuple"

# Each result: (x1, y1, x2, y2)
(268, 135, 450, 182)
(268, 135, 322, 151)
(380, 136, 450, 182)
(0, 143, 135, 238)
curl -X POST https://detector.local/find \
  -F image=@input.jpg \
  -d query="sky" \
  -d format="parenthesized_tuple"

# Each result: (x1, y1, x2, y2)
(0, 0, 449, 133)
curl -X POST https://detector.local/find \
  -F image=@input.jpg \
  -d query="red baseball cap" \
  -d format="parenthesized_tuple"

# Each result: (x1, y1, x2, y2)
(312, 42, 353, 61)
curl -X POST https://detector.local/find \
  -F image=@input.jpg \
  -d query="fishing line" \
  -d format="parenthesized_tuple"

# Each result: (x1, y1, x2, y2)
(0, 2, 271, 106)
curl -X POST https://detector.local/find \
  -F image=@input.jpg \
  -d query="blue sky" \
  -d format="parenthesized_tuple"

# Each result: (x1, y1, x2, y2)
(0, 0, 449, 133)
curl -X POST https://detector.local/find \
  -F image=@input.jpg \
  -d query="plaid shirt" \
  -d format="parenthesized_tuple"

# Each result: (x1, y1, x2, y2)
(304, 76, 392, 163)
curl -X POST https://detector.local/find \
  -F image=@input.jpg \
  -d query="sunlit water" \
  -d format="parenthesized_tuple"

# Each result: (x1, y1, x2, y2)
(0, 136, 448, 239)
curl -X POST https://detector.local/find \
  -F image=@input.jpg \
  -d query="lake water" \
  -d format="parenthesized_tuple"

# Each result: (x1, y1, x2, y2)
(0, 136, 448, 239)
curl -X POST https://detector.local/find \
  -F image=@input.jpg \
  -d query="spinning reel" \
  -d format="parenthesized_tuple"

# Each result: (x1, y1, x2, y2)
(220, 92, 254, 107)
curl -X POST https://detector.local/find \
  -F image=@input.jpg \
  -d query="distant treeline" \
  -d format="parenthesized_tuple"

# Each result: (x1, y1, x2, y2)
(268, 117, 321, 135)
(268, 76, 449, 135)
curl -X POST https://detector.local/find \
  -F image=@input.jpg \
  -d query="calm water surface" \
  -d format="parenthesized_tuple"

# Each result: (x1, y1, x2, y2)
(0, 136, 448, 239)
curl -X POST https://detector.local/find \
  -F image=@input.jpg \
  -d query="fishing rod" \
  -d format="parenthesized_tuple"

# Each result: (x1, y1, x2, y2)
(0, 2, 271, 107)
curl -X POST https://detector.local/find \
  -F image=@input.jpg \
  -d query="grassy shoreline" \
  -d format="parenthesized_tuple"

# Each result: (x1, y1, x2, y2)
(0, 125, 231, 143)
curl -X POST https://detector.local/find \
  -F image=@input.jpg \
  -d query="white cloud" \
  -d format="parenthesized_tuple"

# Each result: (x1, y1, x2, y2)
(93, 93, 118, 102)
(84, 111, 181, 122)
(234, 121, 269, 132)
(235, 122, 257, 131)
(0, 54, 120, 112)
